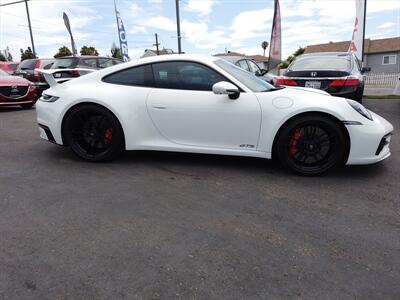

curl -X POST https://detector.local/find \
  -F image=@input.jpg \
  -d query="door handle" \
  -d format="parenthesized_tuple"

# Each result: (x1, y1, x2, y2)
(152, 104, 167, 109)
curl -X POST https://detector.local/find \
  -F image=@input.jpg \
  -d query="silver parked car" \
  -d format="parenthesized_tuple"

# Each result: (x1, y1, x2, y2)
(219, 56, 277, 84)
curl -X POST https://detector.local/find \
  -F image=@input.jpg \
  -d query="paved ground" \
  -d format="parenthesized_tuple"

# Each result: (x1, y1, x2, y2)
(0, 99, 399, 300)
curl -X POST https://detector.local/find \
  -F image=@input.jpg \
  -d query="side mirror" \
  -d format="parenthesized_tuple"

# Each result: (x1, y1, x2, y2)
(361, 66, 371, 73)
(212, 81, 240, 100)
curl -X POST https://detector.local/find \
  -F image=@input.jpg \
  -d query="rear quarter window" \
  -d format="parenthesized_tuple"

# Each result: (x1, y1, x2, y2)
(102, 64, 154, 87)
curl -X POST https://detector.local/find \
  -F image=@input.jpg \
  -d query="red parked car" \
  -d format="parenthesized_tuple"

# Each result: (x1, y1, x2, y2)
(0, 69, 38, 109)
(0, 61, 19, 75)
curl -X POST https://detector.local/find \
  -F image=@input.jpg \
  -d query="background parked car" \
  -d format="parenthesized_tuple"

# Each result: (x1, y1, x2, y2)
(14, 58, 54, 96)
(275, 52, 369, 102)
(220, 56, 277, 84)
(0, 69, 38, 109)
(50, 56, 122, 82)
(0, 61, 19, 75)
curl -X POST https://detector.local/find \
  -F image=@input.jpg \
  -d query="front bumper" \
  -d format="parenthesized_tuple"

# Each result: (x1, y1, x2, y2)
(346, 111, 394, 165)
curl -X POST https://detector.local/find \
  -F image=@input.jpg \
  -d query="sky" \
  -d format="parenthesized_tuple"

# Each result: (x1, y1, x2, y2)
(0, 0, 399, 61)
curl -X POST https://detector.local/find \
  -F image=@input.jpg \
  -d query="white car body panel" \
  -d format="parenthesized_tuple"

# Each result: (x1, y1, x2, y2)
(36, 54, 394, 165)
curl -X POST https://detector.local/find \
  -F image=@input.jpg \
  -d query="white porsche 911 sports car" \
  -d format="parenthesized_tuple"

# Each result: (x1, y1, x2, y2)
(36, 54, 393, 175)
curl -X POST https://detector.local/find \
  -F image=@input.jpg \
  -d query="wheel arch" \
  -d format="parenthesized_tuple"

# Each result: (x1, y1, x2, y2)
(271, 111, 351, 164)
(61, 101, 126, 148)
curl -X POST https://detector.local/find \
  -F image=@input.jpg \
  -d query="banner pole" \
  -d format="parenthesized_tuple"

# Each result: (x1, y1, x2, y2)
(361, 0, 367, 64)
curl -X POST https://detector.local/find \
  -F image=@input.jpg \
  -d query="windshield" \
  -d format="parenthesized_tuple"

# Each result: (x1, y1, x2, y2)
(0, 69, 9, 76)
(52, 58, 79, 69)
(214, 59, 274, 92)
(290, 56, 350, 71)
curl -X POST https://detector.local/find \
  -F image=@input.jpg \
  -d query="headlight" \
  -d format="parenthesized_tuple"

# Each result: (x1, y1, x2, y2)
(346, 99, 372, 120)
(39, 94, 59, 102)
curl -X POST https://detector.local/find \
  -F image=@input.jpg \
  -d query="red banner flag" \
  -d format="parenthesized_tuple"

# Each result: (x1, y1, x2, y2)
(349, 0, 366, 62)
(268, 0, 281, 72)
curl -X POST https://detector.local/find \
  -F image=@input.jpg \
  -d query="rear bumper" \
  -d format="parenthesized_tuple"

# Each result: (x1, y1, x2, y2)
(346, 111, 394, 165)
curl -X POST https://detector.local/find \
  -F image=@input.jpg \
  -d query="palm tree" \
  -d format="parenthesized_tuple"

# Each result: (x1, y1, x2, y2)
(261, 41, 269, 56)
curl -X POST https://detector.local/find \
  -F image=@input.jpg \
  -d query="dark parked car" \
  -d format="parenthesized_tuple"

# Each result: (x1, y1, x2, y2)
(276, 52, 369, 102)
(219, 56, 276, 84)
(50, 56, 122, 82)
(14, 58, 55, 96)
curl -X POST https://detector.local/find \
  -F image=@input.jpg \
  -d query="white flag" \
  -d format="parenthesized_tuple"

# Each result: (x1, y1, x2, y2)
(349, 0, 366, 61)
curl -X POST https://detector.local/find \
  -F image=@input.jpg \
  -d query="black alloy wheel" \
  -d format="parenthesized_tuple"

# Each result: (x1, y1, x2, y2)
(64, 104, 124, 161)
(275, 114, 348, 175)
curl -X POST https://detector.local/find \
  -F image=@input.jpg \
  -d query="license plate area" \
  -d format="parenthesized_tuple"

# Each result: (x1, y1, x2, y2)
(305, 81, 321, 89)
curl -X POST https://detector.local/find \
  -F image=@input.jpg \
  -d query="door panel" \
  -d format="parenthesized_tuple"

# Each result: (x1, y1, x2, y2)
(146, 88, 261, 150)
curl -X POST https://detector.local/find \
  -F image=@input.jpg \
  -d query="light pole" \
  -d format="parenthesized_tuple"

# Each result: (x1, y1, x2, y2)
(0, 0, 36, 57)
(24, 0, 36, 57)
(175, 0, 182, 54)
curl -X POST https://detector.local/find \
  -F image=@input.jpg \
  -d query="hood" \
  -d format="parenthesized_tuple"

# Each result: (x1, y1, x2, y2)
(284, 86, 331, 96)
(0, 76, 30, 87)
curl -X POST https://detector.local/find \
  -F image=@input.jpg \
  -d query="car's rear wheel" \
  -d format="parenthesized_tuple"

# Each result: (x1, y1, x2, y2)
(274, 114, 348, 175)
(64, 104, 124, 161)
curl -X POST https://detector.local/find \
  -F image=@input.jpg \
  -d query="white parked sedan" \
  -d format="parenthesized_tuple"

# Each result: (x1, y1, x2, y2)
(36, 55, 393, 175)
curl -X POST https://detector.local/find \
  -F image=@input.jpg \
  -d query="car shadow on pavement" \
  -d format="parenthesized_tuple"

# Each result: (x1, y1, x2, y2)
(0, 106, 34, 113)
(42, 146, 389, 180)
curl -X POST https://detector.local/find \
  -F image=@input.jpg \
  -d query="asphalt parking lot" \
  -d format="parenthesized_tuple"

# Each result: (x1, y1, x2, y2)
(0, 99, 399, 299)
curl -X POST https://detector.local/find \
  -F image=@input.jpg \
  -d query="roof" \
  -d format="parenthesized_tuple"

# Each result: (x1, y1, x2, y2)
(304, 37, 400, 55)
(214, 52, 269, 62)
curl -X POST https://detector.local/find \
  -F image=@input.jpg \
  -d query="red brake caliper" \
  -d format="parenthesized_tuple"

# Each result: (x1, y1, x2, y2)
(289, 128, 302, 156)
(103, 128, 113, 144)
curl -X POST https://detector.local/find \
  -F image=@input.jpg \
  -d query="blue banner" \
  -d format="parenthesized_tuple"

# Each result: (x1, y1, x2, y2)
(116, 11, 129, 62)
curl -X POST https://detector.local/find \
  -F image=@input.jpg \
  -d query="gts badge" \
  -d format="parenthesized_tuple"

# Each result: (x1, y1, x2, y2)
(239, 144, 255, 148)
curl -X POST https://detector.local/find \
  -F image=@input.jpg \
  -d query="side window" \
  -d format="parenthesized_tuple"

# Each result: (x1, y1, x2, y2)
(82, 58, 98, 68)
(247, 60, 261, 73)
(103, 64, 153, 86)
(43, 62, 53, 70)
(98, 58, 113, 69)
(112, 59, 122, 65)
(236, 60, 250, 72)
(152, 61, 227, 91)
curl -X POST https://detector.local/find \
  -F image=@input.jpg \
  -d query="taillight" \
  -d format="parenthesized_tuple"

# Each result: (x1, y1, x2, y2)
(275, 77, 298, 86)
(33, 60, 44, 79)
(69, 70, 80, 76)
(329, 76, 359, 87)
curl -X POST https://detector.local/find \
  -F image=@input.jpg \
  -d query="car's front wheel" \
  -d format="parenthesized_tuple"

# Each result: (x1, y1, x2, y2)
(63, 104, 124, 161)
(274, 114, 348, 175)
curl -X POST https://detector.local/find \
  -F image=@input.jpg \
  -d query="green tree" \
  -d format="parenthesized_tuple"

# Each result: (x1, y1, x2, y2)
(111, 43, 122, 59)
(20, 47, 36, 61)
(54, 46, 72, 58)
(0, 53, 6, 62)
(80, 46, 99, 56)
(279, 46, 305, 69)
(261, 41, 269, 57)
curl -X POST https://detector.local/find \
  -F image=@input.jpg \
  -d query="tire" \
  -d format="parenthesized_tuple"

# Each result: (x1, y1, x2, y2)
(63, 104, 124, 162)
(20, 103, 34, 109)
(274, 114, 348, 175)
(354, 87, 364, 104)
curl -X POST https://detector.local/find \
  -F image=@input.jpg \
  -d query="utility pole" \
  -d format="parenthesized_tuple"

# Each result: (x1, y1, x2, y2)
(175, 0, 182, 54)
(0, 0, 36, 57)
(154, 33, 160, 55)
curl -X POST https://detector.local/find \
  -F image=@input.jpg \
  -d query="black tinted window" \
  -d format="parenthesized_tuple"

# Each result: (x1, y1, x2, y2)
(52, 58, 79, 69)
(18, 59, 36, 70)
(103, 64, 153, 86)
(152, 61, 226, 91)
(98, 58, 113, 68)
(81, 58, 97, 68)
